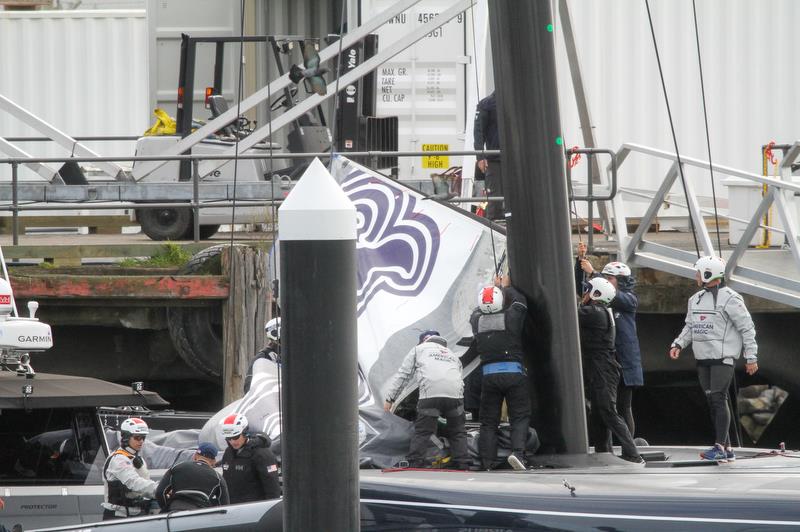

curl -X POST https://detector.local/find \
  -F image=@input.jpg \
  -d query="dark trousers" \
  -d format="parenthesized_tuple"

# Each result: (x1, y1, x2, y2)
(478, 372, 530, 468)
(589, 358, 639, 458)
(617, 383, 635, 437)
(697, 364, 734, 446)
(484, 160, 504, 221)
(408, 397, 469, 468)
(102, 509, 120, 520)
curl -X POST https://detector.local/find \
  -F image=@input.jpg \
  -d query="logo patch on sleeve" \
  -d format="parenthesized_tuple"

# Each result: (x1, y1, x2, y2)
(267, 464, 278, 473)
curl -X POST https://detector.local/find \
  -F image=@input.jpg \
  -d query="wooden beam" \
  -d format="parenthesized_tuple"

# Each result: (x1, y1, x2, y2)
(9, 275, 229, 299)
(222, 246, 268, 404)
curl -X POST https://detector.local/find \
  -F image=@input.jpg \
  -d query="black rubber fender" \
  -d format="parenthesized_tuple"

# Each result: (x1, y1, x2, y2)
(167, 244, 242, 378)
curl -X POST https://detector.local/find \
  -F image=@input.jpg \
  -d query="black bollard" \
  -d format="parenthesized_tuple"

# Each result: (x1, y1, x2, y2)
(279, 158, 360, 531)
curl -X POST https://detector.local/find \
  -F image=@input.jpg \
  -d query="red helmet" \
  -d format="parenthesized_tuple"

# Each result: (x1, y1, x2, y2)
(478, 286, 504, 313)
(220, 413, 248, 439)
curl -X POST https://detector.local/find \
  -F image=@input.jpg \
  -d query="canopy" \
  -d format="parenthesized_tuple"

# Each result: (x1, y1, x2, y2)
(0, 371, 168, 409)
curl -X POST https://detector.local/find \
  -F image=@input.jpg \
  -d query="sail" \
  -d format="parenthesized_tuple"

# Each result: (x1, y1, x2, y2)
(200, 156, 506, 467)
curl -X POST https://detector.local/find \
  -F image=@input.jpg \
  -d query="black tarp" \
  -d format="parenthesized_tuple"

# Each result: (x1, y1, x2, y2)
(0, 372, 168, 409)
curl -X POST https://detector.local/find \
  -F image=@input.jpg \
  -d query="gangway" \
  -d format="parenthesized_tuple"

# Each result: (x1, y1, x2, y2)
(583, 140, 800, 309)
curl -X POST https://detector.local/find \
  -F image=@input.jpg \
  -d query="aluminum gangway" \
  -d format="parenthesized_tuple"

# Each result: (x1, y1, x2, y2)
(581, 141, 800, 309)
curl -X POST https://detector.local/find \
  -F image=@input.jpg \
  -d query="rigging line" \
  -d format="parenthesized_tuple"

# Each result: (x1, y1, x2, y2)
(222, 0, 246, 392)
(229, 0, 246, 243)
(263, 0, 282, 440)
(327, 0, 349, 171)
(691, 0, 722, 253)
(468, 0, 498, 274)
(644, 0, 700, 257)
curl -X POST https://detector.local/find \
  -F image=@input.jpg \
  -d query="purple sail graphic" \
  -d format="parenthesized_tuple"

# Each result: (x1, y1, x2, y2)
(342, 170, 440, 315)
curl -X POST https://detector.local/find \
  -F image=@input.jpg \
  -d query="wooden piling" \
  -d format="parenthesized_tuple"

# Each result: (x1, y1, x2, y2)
(221, 245, 269, 404)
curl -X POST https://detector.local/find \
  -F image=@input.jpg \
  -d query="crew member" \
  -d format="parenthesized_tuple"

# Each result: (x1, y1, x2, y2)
(384, 330, 470, 469)
(473, 91, 503, 221)
(155, 442, 229, 511)
(244, 317, 281, 393)
(470, 274, 531, 470)
(102, 417, 157, 519)
(579, 278, 643, 463)
(218, 413, 281, 503)
(579, 255, 644, 438)
(669, 256, 758, 462)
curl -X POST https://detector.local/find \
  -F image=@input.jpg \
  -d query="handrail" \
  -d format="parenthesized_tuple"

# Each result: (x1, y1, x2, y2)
(604, 140, 800, 309)
(0, 149, 500, 166)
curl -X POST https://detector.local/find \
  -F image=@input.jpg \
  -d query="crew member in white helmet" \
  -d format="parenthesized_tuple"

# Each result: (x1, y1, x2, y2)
(102, 417, 157, 519)
(669, 256, 758, 462)
(244, 317, 281, 393)
(579, 278, 642, 464)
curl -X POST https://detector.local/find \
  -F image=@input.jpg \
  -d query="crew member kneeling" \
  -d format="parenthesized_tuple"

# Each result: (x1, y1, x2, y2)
(155, 442, 229, 511)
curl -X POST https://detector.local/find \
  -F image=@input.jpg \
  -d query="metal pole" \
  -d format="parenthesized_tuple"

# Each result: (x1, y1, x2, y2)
(488, 0, 588, 454)
(11, 162, 19, 246)
(587, 152, 594, 252)
(192, 159, 200, 242)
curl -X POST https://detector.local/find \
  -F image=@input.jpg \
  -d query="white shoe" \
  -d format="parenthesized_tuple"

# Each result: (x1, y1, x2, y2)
(507, 454, 526, 471)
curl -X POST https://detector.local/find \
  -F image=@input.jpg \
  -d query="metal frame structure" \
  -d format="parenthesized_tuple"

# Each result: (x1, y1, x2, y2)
(132, 0, 476, 181)
(0, 94, 125, 181)
(602, 140, 800, 308)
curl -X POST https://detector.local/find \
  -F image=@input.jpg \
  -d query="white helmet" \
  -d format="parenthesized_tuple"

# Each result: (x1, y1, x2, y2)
(220, 413, 248, 439)
(601, 261, 631, 277)
(265, 317, 281, 342)
(587, 277, 616, 305)
(120, 417, 149, 445)
(478, 286, 504, 313)
(694, 256, 726, 283)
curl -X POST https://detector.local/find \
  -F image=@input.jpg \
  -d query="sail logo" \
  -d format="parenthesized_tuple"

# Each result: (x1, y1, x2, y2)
(342, 171, 440, 315)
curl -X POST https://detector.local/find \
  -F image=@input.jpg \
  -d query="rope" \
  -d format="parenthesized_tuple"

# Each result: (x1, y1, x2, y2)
(691, 0, 722, 253)
(644, 0, 700, 258)
(222, 0, 246, 406)
(262, 0, 283, 442)
(327, 0, 348, 170)
(468, 1, 498, 274)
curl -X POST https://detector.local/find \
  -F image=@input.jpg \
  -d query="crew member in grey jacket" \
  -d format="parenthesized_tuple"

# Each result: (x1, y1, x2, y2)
(384, 331, 470, 469)
(669, 256, 758, 462)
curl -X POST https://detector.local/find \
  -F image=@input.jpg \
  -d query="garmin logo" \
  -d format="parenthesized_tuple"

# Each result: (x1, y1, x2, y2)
(18, 335, 51, 343)
(21, 503, 57, 510)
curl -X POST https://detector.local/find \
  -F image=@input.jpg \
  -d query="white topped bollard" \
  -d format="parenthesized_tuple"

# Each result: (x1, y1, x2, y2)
(278, 158, 359, 532)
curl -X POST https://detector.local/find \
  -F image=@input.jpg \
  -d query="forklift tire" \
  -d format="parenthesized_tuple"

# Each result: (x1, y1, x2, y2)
(138, 207, 193, 241)
(167, 244, 238, 378)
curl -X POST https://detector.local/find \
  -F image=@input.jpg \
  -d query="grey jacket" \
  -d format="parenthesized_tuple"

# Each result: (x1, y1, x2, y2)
(673, 286, 758, 363)
(384, 336, 464, 402)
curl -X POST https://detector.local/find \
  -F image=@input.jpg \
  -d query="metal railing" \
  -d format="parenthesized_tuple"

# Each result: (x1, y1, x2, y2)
(600, 141, 800, 308)
(0, 149, 501, 244)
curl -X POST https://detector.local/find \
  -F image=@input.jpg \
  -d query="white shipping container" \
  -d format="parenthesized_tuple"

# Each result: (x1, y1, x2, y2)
(362, 0, 468, 180)
(554, 0, 800, 212)
(0, 9, 149, 180)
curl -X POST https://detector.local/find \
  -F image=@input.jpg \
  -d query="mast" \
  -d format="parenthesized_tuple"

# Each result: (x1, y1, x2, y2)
(487, 0, 588, 454)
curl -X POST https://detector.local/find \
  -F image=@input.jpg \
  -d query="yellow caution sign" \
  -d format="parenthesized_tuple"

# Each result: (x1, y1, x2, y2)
(422, 143, 449, 169)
